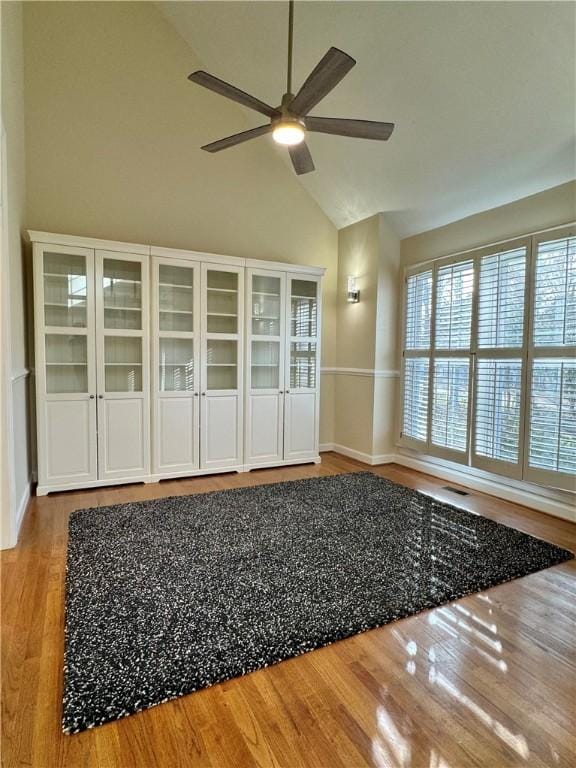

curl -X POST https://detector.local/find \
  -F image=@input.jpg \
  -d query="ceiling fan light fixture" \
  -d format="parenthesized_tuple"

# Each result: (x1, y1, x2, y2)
(272, 120, 305, 146)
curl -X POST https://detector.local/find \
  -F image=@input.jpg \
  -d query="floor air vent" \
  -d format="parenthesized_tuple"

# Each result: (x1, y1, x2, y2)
(442, 486, 470, 496)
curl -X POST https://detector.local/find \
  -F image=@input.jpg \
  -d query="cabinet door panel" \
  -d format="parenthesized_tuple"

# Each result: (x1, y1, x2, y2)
(45, 399, 96, 483)
(202, 395, 240, 468)
(284, 274, 321, 460)
(152, 257, 200, 477)
(95, 250, 150, 481)
(247, 394, 283, 462)
(100, 398, 146, 476)
(157, 397, 197, 471)
(284, 393, 317, 459)
(34, 243, 98, 490)
(245, 268, 285, 467)
(201, 264, 243, 470)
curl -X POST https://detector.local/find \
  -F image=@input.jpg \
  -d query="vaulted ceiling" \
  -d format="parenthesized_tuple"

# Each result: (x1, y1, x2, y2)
(160, 1, 576, 237)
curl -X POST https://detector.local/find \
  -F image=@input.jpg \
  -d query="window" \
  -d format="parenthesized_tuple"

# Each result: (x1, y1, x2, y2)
(400, 227, 575, 491)
(401, 271, 432, 443)
(472, 245, 527, 478)
(525, 233, 576, 490)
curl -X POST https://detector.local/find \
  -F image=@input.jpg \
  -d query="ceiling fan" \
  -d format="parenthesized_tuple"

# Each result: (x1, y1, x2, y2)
(187, 0, 395, 175)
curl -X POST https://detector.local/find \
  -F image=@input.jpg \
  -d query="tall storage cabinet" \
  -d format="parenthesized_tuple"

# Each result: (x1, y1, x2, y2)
(201, 264, 244, 470)
(96, 250, 150, 481)
(33, 237, 150, 494)
(30, 232, 324, 495)
(285, 273, 322, 461)
(34, 243, 98, 488)
(151, 257, 200, 476)
(245, 267, 322, 468)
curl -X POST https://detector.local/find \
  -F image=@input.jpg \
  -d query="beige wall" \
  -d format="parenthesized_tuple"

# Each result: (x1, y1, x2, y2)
(22, 0, 338, 444)
(1, 0, 30, 549)
(401, 180, 576, 267)
(333, 213, 400, 457)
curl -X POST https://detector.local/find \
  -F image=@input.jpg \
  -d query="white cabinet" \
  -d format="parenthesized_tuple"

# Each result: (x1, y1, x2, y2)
(201, 264, 244, 470)
(33, 243, 98, 489)
(96, 251, 150, 481)
(284, 274, 321, 461)
(33, 240, 150, 494)
(151, 258, 200, 476)
(245, 269, 286, 466)
(245, 269, 321, 468)
(31, 231, 323, 494)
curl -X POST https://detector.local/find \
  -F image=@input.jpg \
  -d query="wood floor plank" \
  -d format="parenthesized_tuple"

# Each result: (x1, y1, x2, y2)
(1, 454, 574, 767)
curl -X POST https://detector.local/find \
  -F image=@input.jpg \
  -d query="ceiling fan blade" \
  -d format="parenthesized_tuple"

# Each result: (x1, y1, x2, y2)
(305, 117, 394, 141)
(188, 71, 279, 119)
(288, 142, 315, 175)
(201, 125, 272, 153)
(289, 47, 356, 116)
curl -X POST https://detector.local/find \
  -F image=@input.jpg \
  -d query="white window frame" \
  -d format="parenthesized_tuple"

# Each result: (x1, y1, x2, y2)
(399, 224, 576, 491)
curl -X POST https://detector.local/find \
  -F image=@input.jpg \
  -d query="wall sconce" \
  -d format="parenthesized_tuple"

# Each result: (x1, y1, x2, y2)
(347, 275, 360, 303)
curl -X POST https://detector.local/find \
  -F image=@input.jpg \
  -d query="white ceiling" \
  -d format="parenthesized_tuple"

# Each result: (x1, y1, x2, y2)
(160, 1, 576, 237)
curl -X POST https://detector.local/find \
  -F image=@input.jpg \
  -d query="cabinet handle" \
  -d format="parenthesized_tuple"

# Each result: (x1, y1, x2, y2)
(194, 392, 199, 397)
(98, 395, 104, 399)
(201, 392, 206, 396)
(286, 390, 290, 394)
(279, 390, 283, 394)
(89, 395, 95, 399)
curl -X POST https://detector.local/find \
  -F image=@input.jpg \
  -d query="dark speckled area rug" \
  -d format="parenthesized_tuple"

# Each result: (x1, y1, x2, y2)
(63, 472, 573, 733)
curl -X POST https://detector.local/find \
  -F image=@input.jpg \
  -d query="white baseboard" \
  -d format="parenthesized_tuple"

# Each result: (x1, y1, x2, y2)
(393, 454, 576, 523)
(1, 481, 32, 549)
(15, 483, 30, 534)
(320, 443, 395, 466)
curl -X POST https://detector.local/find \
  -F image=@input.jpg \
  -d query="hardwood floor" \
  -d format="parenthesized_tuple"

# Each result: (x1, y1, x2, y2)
(1, 453, 575, 768)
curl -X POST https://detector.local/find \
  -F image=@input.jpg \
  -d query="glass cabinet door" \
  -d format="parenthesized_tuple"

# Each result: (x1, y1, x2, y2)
(103, 258, 142, 330)
(98, 255, 145, 394)
(157, 264, 196, 391)
(250, 274, 282, 390)
(43, 251, 88, 329)
(205, 268, 240, 391)
(289, 278, 318, 390)
(41, 250, 93, 395)
(206, 269, 238, 334)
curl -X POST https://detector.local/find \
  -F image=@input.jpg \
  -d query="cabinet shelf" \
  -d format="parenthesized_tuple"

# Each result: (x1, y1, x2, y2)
(253, 291, 280, 298)
(46, 362, 87, 366)
(208, 312, 237, 317)
(44, 272, 84, 279)
(45, 301, 86, 307)
(207, 363, 237, 367)
(159, 283, 192, 289)
(291, 295, 316, 300)
(160, 309, 193, 315)
(104, 305, 140, 312)
(207, 287, 237, 294)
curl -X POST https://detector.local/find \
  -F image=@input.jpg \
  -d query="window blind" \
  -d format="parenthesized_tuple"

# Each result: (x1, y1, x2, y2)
(478, 248, 526, 348)
(431, 358, 469, 452)
(405, 270, 432, 350)
(435, 261, 474, 349)
(402, 358, 429, 442)
(528, 359, 575, 474)
(533, 236, 576, 346)
(475, 359, 522, 463)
